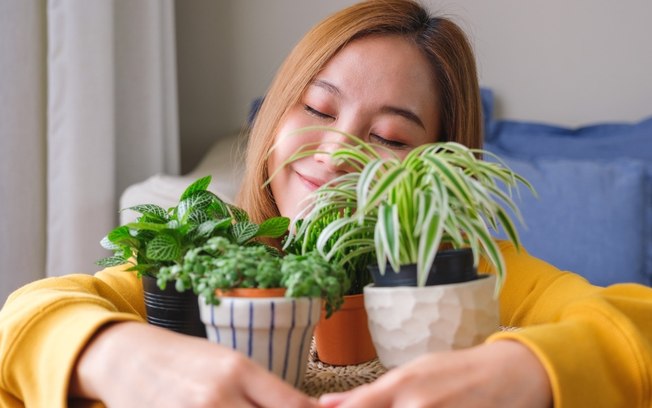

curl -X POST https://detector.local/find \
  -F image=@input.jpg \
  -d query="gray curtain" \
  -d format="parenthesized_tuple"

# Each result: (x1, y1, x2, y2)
(0, 0, 180, 304)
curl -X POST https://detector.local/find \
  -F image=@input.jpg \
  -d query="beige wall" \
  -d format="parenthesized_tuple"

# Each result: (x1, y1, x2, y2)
(176, 0, 652, 172)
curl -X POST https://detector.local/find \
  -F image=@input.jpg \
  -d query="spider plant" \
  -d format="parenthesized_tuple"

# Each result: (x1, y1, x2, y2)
(270, 127, 535, 294)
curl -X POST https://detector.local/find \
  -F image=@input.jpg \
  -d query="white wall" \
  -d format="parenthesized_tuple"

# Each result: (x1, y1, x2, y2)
(176, 0, 652, 171)
(446, 0, 652, 126)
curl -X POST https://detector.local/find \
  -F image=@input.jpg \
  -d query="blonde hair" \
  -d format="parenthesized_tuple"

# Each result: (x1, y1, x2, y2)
(237, 0, 482, 225)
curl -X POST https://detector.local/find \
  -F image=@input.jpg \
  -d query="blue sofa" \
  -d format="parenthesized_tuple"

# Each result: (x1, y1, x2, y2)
(481, 89, 652, 287)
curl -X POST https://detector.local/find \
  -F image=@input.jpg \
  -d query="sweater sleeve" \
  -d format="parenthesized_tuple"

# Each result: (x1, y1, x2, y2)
(0, 265, 146, 408)
(484, 241, 652, 408)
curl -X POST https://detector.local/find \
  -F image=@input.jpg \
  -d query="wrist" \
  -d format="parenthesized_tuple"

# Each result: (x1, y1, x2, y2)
(69, 321, 139, 399)
(481, 340, 553, 407)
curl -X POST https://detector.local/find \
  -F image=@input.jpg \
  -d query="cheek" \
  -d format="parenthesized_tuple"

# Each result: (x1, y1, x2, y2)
(268, 154, 310, 220)
(268, 124, 310, 179)
(269, 112, 324, 176)
(267, 118, 316, 219)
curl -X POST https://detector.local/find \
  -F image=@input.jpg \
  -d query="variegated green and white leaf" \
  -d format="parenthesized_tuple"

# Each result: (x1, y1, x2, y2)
(146, 233, 181, 261)
(232, 221, 259, 244)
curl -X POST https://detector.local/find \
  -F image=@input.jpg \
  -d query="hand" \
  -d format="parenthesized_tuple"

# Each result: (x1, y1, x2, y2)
(70, 321, 317, 408)
(318, 340, 552, 408)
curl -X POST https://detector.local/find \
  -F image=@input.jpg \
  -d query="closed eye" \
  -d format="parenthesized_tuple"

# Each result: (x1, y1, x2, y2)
(370, 133, 408, 149)
(304, 104, 334, 120)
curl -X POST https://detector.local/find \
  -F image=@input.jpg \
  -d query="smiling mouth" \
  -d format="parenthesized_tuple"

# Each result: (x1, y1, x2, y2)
(296, 172, 324, 191)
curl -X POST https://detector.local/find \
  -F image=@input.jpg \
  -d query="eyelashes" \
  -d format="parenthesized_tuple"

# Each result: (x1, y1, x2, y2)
(304, 104, 333, 120)
(369, 134, 407, 149)
(302, 104, 408, 149)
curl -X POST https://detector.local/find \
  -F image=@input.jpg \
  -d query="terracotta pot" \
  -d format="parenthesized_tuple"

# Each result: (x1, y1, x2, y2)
(217, 287, 287, 298)
(313, 293, 377, 366)
(198, 289, 320, 387)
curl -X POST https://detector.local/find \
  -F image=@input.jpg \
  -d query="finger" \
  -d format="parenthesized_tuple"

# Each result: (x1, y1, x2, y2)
(327, 383, 393, 408)
(243, 364, 317, 408)
(318, 390, 354, 407)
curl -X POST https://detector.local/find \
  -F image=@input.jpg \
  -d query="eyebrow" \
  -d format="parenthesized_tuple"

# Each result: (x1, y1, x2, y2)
(312, 79, 341, 96)
(310, 79, 426, 130)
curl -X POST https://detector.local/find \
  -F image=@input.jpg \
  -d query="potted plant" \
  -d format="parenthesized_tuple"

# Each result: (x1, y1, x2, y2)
(281, 208, 377, 366)
(277, 128, 535, 368)
(96, 175, 290, 338)
(157, 236, 347, 386)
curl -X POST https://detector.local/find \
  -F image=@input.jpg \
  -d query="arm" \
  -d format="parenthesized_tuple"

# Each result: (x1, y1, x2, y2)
(320, 241, 652, 407)
(488, 241, 652, 407)
(0, 267, 144, 407)
(69, 321, 317, 408)
(0, 267, 316, 408)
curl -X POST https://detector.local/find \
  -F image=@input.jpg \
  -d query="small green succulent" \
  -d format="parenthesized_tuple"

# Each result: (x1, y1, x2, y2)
(158, 237, 347, 317)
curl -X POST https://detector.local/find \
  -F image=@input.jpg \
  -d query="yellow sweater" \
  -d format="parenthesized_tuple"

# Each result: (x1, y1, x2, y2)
(0, 241, 650, 407)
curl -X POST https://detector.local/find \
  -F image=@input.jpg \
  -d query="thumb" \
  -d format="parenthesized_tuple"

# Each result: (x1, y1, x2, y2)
(318, 389, 355, 407)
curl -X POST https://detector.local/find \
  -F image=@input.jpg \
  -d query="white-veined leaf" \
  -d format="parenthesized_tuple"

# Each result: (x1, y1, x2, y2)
(146, 234, 181, 261)
(232, 221, 259, 244)
(180, 175, 211, 201)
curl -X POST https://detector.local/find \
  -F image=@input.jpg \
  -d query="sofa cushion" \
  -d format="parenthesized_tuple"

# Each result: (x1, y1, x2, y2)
(482, 88, 652, 163)
(486, 155, 649, 287)
(482, 88, 652, 286)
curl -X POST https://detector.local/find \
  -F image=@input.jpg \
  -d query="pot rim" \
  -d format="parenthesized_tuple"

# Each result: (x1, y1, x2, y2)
(364, 274, 494, 292)
(216, 287, 287, 298)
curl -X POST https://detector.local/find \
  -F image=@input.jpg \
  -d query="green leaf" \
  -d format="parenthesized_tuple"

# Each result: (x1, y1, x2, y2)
(146, 233, 181, 261)
(232, 221, 259, 244)
(207, 199, 230, 218)
(100, 235, 120, 251)
(125, 263, 156, 274)
(180, 175, 211, 201)
(178, 190, 216, 223)
(376, 203, 401, 272)
(363, 165, 406, 214)
(124, 204, 168, 222)
(466, 217, 505, 295)
(256, 217, 290, 238)
(227, 204, 250, 222)
(96, 256, 128, 267)
(496, 207, 522, 250)
(356, 159, 385, 210)
(316, 217, 355, 257)
(107, 226, 140, 248)
(125, 222, 168, 233)
(417, 196, 446, 287)
(195, 218, 232, 238)
(188, 209, 210, 225)
(374, 220, 388, 276)
(423, 155, 474, 205)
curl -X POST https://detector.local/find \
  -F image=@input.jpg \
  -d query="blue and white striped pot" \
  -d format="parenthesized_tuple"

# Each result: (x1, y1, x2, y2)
(197, 294, 322, 388)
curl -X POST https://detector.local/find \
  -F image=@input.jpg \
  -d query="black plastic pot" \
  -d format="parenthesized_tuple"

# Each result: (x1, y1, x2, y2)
(142, 275, 207, 338)
(368, 248, 478, 287)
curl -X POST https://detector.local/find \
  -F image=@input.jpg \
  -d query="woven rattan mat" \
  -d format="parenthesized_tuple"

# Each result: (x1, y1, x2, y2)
(300, 341, 387, 398)
(299, 327, 517, 397)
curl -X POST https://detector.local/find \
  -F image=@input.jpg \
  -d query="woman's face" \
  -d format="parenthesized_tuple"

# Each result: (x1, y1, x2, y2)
(268, 34, 441, 219)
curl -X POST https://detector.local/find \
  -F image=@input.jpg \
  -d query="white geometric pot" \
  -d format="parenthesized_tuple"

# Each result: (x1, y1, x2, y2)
(198, 295, 321, 387)
(363, 274, 499, 369)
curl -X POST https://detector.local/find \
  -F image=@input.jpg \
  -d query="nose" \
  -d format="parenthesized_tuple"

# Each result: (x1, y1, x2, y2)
(313, 128, 359, 174)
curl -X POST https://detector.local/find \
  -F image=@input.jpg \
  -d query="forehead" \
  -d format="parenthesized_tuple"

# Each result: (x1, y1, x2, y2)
(308, 34, 440, 139)
(316, 34, 437, 106)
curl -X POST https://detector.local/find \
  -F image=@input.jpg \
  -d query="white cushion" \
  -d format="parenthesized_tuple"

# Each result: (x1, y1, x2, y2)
(120, 131, 246, 224)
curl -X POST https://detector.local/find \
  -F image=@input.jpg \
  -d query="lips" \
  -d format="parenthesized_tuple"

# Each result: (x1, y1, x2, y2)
(296, 171, 328, 191)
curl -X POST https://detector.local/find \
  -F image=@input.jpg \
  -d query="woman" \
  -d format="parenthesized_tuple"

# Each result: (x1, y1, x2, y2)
(1, 1, 650, 407)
